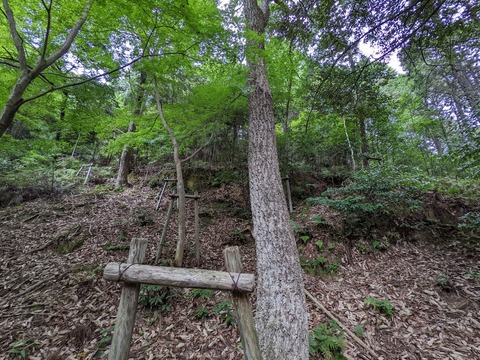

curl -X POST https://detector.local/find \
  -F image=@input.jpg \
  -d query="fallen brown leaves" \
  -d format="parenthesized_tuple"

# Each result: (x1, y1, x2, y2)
(0, 182, 479, 359)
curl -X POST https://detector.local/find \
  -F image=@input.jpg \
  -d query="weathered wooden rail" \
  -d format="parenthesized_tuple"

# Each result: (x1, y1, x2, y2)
(104, 263, 255, 292)
(104, 238, 260, 360)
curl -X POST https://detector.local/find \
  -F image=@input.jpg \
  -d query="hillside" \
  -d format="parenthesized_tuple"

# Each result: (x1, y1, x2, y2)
(1, 173, 479, 359)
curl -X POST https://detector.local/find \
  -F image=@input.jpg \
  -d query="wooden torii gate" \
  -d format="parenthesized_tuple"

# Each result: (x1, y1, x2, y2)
(103, 238, 261, 360)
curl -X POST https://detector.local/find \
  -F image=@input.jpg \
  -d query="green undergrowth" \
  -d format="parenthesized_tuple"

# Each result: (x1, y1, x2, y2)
(138, 287, 236, 326)
(364, 297, 394, 317)
(293, 215, 342, 277)
(309, 320, 347, 359)
(306, 165, 480, 244)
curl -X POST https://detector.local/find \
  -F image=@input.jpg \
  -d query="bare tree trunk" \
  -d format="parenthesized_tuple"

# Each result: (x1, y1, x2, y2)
(244, 1, 308, 359)
(359, 117, 369, 168)
(115, 72, 146, 188)
(347, 52, 368, 169)
(153, 78, 187, 268)
(115, 121, 136, 187)
(343, 117, 356, 171)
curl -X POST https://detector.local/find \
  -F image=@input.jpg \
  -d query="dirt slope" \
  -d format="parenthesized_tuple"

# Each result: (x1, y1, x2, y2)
(0, 183, 479, 359)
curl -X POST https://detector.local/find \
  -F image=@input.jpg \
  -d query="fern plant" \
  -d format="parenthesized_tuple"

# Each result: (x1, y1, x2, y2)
(364, 297, 394, 317)
(309, 320, 347, 360)
(139, 285, 174, 313)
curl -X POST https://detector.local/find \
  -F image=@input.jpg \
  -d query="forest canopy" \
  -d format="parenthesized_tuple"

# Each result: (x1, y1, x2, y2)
(0, 0, 478, 189)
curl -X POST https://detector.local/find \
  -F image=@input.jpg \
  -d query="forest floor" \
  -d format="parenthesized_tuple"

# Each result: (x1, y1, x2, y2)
(0, 176, 479, 360)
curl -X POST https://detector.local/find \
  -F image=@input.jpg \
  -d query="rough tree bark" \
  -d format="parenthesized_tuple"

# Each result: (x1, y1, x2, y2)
(0, 0, 93, 137)
(243, 1, 309, 359)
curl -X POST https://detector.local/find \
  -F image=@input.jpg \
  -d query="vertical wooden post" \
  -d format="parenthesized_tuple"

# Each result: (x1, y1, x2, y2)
(155, 181, 168, 211)
(109, 238, 148, 360)
(224, 247, 261, 360)
(84, 164, 92, 185)
(71, 134, 80, 158)
(284, 176, 293, 213)
(75, 165, 84, 177)
(155, 198, 174, 264)
(194, 191, 200, 266)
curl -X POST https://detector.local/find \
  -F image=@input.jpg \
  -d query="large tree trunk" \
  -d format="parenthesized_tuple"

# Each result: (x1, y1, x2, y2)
(0, 77, 30, 136)
(244, 1, 309, 359)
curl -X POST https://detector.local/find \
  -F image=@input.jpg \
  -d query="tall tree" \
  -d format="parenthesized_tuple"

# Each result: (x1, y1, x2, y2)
(153, 76, 187, 267)
(243, 0, 309, 358)
(115, 71, 146, 187)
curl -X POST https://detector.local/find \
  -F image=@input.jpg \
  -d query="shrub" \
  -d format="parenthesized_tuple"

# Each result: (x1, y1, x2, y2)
(307, 165, 424, 240)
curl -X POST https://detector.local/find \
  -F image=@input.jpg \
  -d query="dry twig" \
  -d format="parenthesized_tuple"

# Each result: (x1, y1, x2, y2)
(305, 289, 380, 359)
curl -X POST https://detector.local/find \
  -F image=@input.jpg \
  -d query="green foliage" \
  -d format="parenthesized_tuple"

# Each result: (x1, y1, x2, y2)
(210, 169, 245, 187)
(56, 238, 84, 254)
(291, 220, 303, 233)
(458, 212, 480, 236)
(463, 270, 480, 281)
(291, 219, 311, 238)
(364, 297, 394, 317)
(307, 165, 425, 240)
(188, 288, 214, 300)
(311, 165, 423, 215)
(95, 327, 113, 357)
(214, 300, 234, 326)
(435, 274, 453, 291)
(7, 339, 37, 359)
(309, 321, 347, 360)
(139, 285, 175, 313)
(312, 215, 329, 226)
(300, 235, 310, 244)
(195, 306, 210, 320)
(0, 136, 68, 189)
(353, 324, 364, 338)
(301, 256, 340, 276)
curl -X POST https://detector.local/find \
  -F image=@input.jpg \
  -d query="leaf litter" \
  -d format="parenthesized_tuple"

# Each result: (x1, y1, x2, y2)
(0, 183, 478, 359)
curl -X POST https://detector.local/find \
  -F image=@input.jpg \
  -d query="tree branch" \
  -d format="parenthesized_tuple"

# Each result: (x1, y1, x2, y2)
(2, 0, 27, 72)
(180, 133, 214, 163)
(40, 0, 53, 62)
(37, 0, 93, 74)
(303, 0, 440, 131)
(0, 57, 56, 86)
(21, 51, 189, 105)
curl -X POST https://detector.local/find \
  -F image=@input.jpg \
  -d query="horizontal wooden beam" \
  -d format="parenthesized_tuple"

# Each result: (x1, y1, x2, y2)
(169, 194, 200, 199)
(104, 263, 255, 293)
